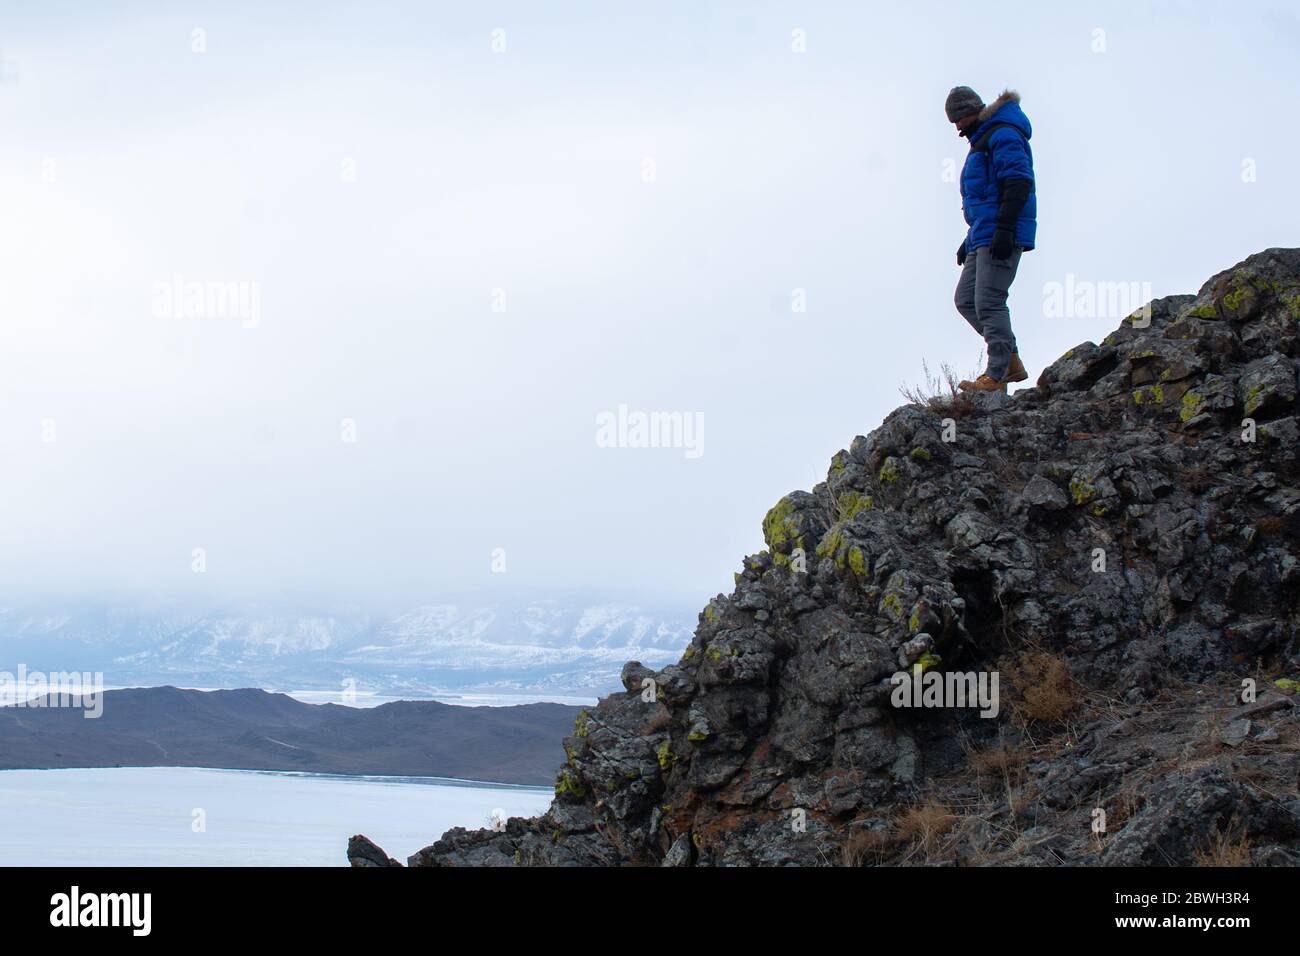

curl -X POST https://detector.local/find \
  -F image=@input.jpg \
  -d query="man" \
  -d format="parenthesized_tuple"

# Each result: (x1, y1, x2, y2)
(946, 86, 1037, 393)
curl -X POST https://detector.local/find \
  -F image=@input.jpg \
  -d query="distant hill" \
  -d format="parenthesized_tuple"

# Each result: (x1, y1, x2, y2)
(0, 686, 583, 785)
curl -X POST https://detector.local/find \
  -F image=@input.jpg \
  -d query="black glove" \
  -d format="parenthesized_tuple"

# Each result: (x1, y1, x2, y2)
(957, 239, 967, 267)
(990, 227, 1015, 260)
(991, 178, 1032, 260)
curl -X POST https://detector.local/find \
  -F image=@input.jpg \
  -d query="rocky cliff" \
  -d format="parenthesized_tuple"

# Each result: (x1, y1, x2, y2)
(351, 249, 1300, 867)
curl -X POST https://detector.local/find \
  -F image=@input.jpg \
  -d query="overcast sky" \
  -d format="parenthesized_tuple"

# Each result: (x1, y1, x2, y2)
(0, 0, 1295, 609)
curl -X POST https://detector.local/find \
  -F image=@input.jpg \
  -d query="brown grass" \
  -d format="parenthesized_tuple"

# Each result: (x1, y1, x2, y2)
(1105, 786, 1145, 833)
(968, 741, 1027, 778)
(839, 827, 896, 867)
(883, 679, 1295, 866)
(1193, 820, 1252, 867)
(1254, 515, 1285, 536)
(1000, 647, 1083, 730)
(899, 358, 976, 419)
(895, 798, 958, 857)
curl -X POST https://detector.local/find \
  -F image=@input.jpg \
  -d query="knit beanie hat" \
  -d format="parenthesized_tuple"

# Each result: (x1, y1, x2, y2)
(944, 86, 984, 122)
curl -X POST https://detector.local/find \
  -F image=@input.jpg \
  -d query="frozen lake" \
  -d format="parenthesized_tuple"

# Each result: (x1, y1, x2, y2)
(0, 767, 553, 866)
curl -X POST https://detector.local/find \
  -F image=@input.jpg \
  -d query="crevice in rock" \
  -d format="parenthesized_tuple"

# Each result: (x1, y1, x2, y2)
(950, 568, 1005, 663)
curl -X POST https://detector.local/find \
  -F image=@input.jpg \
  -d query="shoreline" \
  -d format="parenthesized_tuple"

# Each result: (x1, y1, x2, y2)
(0, 765, 554, 791)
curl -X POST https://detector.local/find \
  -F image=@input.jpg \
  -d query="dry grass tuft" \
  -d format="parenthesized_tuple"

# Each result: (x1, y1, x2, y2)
(899, 358, 977, 419)
(1000, 647, 1083, 730)
(895, 797, 958, 857)
(839, 827, 896, 867)
(968, 741, 1027, 778)
(1193, 820, 1252, 867)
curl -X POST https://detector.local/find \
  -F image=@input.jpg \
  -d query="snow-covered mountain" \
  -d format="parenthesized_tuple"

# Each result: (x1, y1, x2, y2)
(0, 597, 696, 697)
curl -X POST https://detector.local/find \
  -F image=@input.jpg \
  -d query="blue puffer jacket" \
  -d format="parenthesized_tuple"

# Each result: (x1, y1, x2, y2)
(960, 90, 1036, 252)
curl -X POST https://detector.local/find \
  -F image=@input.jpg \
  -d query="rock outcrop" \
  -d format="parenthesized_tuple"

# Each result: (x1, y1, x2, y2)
(351, 249, 1300, 867)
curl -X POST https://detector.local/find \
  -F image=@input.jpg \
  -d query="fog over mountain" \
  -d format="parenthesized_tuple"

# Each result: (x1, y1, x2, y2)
(0, 594, 695, 696)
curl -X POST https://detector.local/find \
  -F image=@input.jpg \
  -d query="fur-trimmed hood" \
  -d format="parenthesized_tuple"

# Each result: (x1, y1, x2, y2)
(974, 88, 1031, 140)
(977, 89, 1020, 123)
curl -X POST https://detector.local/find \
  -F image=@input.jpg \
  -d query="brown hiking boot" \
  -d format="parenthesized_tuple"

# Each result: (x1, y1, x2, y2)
(957, 374, 1007, 393)
(1005, 351, 1028, 383)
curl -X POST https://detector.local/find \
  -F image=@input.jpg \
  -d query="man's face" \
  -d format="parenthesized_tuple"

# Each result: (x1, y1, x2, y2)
(954, 112, 980, 135)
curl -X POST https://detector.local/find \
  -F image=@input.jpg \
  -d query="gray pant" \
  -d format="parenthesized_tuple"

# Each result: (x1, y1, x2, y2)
(954, 245, 1022, 381)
